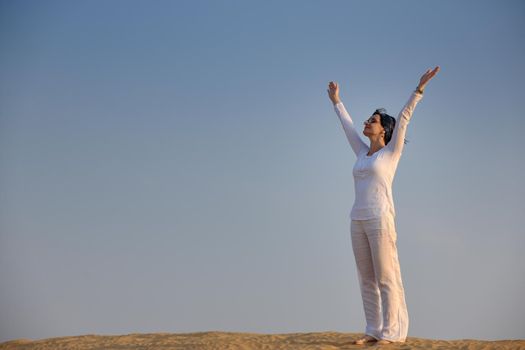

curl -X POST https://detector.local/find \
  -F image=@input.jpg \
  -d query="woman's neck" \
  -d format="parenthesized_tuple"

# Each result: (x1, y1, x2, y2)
(368, 140, 386, 155)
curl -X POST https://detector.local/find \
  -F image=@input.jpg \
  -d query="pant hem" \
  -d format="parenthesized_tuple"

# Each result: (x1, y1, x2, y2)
(365, 333, 380, 341)
(380, 337, 406, 343)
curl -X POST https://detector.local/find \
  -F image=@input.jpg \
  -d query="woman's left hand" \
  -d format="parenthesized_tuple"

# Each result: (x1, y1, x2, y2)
(418, 66, 440, 91)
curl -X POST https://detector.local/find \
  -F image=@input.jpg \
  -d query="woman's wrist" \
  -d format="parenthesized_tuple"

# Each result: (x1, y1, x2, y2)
(415, 86, 424, 94)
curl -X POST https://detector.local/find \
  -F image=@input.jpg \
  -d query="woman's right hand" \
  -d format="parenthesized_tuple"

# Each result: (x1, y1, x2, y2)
(327, 81, 341, 105)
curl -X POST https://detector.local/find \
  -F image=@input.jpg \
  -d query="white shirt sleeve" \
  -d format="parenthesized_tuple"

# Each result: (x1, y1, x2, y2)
(385, 90, 423, 157)
(333, 101, 368, 156)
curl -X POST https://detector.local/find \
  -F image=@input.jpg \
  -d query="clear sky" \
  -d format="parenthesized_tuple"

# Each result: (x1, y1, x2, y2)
(1, 0, 524, 343)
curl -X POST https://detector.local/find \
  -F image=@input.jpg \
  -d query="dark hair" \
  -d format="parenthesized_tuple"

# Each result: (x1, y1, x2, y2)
(373, 108, 409, 145)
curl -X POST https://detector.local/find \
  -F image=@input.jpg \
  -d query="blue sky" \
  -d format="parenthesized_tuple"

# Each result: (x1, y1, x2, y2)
(1, 0, 524, 342)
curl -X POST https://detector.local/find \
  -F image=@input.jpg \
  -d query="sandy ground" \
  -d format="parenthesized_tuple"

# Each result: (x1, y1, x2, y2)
(1, 331, 524, 350)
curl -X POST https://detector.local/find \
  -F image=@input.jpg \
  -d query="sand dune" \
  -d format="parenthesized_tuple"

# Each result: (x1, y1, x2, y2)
(1, 331, 523, 350)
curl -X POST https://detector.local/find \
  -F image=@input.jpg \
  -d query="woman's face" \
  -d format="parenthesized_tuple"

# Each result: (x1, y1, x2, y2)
(363, 114, 385, 138)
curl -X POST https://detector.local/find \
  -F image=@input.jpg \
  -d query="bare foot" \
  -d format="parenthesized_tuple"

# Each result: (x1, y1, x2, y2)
(377, 339, 394, 345)
(354, 334, 378, 344)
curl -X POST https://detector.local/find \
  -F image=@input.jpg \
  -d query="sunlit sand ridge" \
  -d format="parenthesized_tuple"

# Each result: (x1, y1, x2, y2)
(1, 331, 524, 350)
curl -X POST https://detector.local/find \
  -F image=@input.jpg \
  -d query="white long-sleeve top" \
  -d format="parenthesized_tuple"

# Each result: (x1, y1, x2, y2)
(333, 91, 423, 220)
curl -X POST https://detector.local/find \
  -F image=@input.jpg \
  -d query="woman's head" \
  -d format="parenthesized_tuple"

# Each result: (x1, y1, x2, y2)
(363, 108, 408, 145)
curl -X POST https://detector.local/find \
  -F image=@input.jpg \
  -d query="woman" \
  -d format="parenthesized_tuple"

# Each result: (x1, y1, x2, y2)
(327, 66, 440, 345)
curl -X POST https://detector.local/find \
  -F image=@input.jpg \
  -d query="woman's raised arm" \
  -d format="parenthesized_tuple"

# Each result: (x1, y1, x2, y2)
(327, 81, 368, 156)
(385, 66, 440, 157)
(385, 91, 424, 157)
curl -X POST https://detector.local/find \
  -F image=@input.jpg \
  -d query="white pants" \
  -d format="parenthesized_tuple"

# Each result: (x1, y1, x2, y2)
(350, 214, 409, 342)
